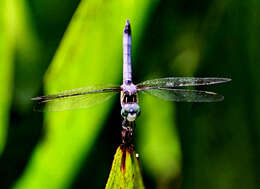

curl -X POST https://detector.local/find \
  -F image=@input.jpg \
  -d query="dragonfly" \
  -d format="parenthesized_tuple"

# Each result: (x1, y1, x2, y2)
(32, 20, 230, 144)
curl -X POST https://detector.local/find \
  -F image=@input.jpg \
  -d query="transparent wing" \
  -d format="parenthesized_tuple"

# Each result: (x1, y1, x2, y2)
(140, 88, 224, 102)
(32, 86, 121, 111)
(137, 77, 231, 89)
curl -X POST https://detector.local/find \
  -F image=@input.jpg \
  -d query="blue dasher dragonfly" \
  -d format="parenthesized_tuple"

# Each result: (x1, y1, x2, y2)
(32, 20, 230, 144)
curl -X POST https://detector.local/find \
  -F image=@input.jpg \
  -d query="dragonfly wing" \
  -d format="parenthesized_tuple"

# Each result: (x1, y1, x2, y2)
(137, 77, 231, 89)
(139, 88, 224, 102)
(32, 86, 121, 111)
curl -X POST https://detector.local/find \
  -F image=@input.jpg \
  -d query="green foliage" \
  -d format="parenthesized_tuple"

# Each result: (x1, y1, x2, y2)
(106, 146, 145, 189)
(13, 1, 158, 189)
(0, 0, 43, 153)
(0, 0, 14, 155)
(12, 0, 43, 111)
(137, 91, 181, 186)
(1, 0, 260, 189)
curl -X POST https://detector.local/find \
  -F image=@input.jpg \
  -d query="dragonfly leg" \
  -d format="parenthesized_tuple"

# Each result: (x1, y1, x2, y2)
(122, 118, 128, 131)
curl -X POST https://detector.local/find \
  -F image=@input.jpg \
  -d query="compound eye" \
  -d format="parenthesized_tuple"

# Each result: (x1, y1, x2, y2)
(121, 109, 128, 117)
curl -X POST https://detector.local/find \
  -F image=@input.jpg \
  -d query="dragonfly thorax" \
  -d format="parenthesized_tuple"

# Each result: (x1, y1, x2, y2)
(120, 84, 140, 121)
(120, 83, 137, 95)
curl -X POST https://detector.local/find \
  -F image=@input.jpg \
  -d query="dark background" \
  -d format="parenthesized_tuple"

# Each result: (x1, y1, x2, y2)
(0, 0, 259, 189)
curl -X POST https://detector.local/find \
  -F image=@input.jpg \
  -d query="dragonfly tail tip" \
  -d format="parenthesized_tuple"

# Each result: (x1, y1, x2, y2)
(124, 19, 131, 34)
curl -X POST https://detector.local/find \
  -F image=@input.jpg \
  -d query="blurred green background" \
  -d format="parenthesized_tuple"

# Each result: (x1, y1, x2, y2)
(0, 0, 260, 189)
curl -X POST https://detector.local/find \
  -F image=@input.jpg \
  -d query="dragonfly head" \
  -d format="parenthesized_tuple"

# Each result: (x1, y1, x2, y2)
(121, 103, 141, 122)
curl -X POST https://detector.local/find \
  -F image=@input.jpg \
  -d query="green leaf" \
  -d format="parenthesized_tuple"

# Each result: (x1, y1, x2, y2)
(11, 0, 43, 111)
(0, 0, 14, 155)
(14, 1, 159, 189)
(106, 146, 145, 189)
